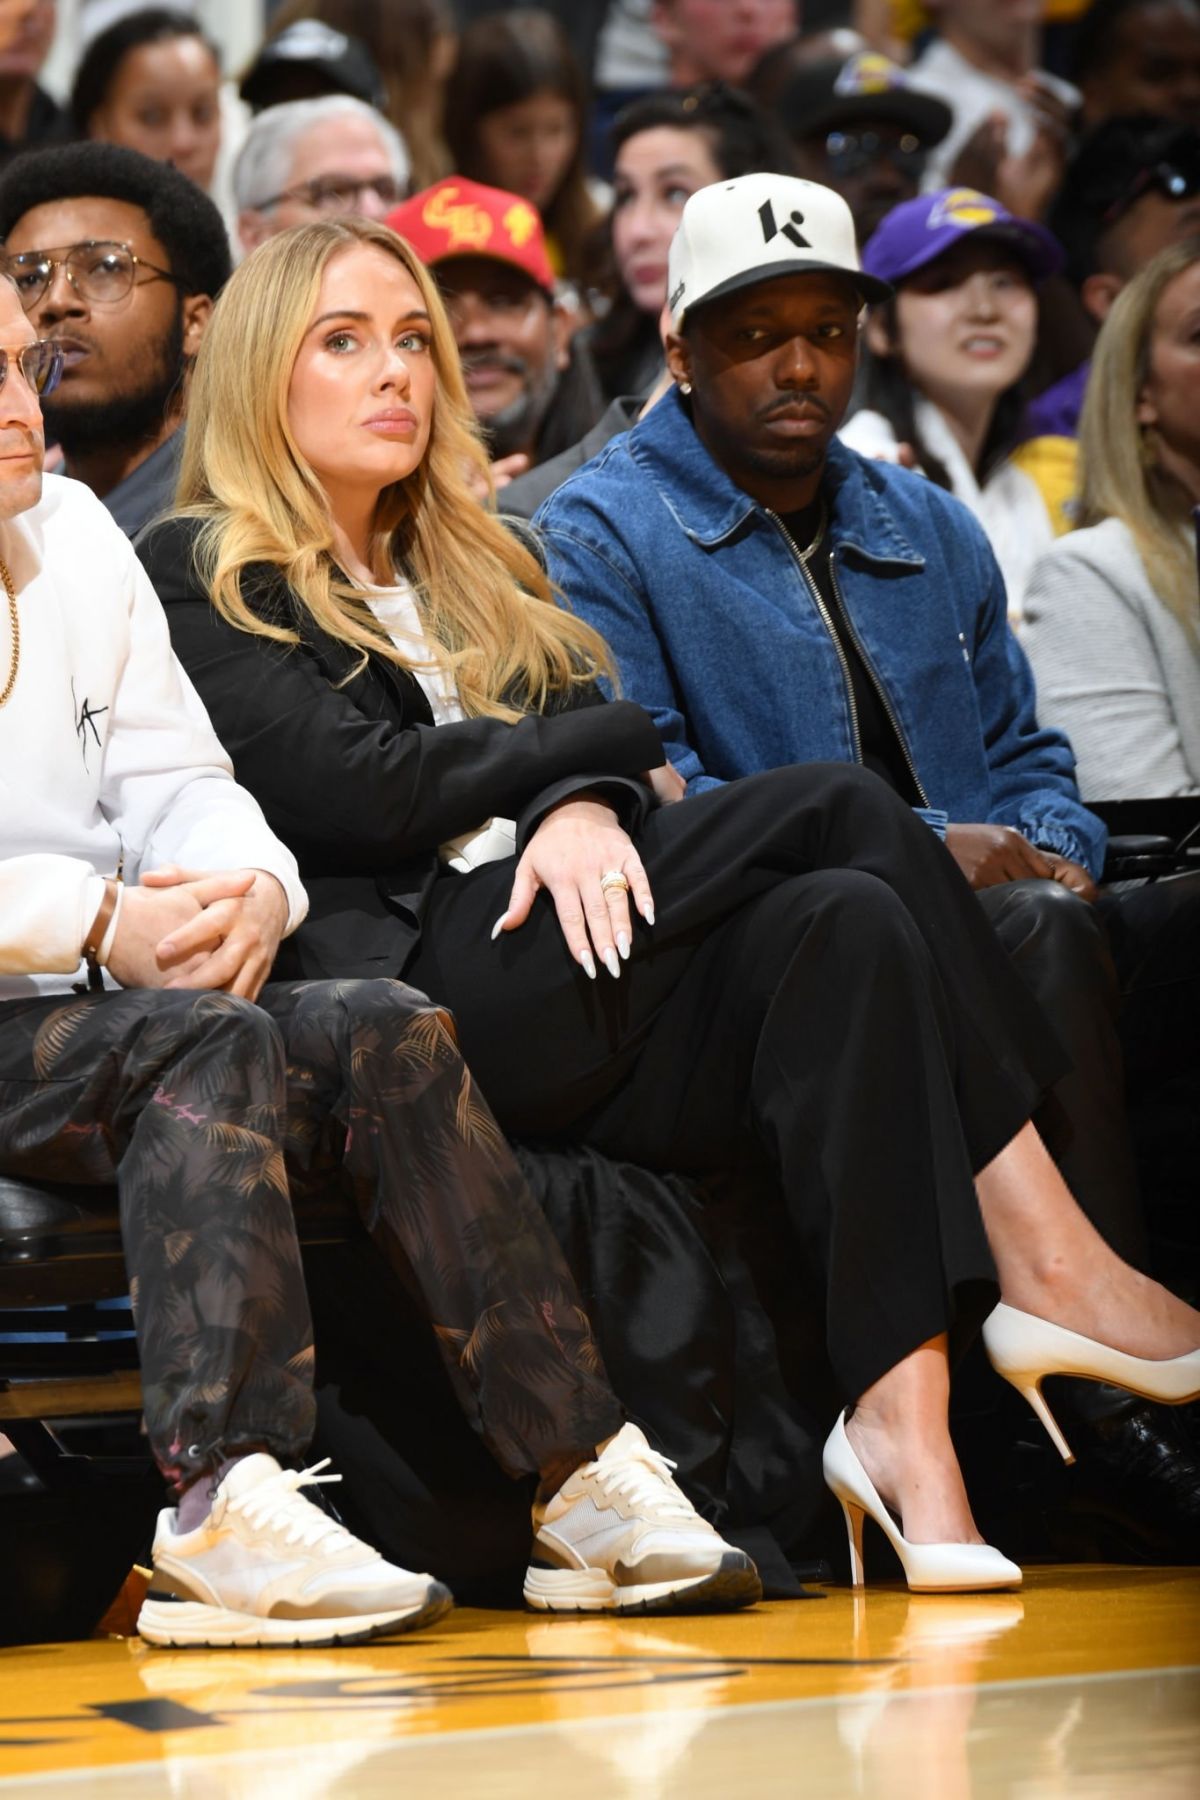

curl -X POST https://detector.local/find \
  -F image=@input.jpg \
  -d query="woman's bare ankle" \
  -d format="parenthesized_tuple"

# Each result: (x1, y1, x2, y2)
(1001, 1257, 1200, 1362)
(844, 1407, 984, 1548)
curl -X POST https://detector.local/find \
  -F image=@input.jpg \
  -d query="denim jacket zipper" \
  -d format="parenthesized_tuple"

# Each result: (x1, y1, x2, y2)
(767, 510, 930, 809)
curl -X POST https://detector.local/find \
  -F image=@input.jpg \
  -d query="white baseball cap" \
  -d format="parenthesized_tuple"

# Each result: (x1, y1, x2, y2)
(667, 173, 892, 329)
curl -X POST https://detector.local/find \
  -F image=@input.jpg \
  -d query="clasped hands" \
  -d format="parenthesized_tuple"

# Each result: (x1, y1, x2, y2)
(945, 824, 1098, 902)
(104, 866, 289, 1000)
(491, 761, 684, 980)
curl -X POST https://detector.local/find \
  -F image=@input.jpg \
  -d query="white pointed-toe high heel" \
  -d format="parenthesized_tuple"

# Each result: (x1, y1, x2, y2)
(981, 1301, 1200, 1466)
(821, 1412, 1022, 1594)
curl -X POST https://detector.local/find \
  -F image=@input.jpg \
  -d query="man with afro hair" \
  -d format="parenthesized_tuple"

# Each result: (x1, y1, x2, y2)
(0, 142, 231, 537)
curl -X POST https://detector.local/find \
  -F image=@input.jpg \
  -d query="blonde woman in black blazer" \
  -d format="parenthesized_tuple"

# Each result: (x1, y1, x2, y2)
(140, 216, 1200, 1593)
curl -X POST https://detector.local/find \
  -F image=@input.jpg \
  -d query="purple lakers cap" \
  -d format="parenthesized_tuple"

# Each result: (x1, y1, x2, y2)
(862, 188, 1065, 287)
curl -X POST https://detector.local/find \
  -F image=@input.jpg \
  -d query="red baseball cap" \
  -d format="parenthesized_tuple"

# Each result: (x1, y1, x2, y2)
(387, 176, 555, 294)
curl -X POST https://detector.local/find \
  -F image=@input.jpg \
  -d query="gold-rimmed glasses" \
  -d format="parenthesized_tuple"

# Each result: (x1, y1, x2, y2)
(0, 339, 63, 396)
(3, 241, 182, 311)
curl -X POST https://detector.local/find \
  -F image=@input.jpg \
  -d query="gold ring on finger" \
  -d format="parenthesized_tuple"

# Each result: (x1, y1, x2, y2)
(600, 869, 631, 896)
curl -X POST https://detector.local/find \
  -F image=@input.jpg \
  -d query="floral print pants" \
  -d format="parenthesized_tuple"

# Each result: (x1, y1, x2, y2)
(0, 978, 621, 1491)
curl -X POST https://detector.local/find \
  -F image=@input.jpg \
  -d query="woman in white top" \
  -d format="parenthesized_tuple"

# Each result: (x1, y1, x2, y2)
(840, 188, 1062, 625)
(1023, 238, 1200, 800)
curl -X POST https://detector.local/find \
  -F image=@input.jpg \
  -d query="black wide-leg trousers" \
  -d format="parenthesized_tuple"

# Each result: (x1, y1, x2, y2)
(0, 980, 621, 1491)
(405, 764, 1068, 1404)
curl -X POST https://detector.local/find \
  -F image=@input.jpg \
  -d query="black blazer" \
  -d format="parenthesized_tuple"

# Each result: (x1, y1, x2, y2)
(137, 515, 665, 980)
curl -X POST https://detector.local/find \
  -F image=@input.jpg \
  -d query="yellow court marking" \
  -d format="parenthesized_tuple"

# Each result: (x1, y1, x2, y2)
(1, 1569, 1198, 1797)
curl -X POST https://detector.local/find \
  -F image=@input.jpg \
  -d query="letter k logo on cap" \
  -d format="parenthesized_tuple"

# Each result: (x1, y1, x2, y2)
(667, 174, 892, 329)
(758, 199, 810, 249)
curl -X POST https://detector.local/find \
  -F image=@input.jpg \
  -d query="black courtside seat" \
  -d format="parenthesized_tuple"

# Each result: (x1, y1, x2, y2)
(0, 1175, 358, 1422)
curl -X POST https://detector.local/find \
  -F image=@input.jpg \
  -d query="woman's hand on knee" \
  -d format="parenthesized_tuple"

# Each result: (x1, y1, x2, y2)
(490, 797, 654, 981)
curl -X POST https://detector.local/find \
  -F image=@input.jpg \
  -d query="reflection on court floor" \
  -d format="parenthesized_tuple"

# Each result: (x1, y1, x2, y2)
(1, 1570, 1198, 1797)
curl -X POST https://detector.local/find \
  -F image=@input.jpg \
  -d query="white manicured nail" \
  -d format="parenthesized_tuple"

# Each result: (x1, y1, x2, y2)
(580, 950, 597, 980)
(602, 948, 620, 980)
(490, 917, 506, 941)
(643, 902, 655, 927)
(616, 930, 630, 961)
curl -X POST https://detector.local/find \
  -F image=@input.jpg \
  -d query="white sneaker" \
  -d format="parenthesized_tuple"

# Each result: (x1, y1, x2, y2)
(136, 1454, 453, 1648)
(523, 1423, 762, 1614)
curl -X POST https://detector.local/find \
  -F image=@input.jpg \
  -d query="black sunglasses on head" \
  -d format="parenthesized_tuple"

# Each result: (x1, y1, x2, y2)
(1102, 145, 1200, 226)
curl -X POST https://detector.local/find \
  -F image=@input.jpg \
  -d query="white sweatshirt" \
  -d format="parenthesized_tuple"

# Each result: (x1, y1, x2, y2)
(0, 474, 307, 999)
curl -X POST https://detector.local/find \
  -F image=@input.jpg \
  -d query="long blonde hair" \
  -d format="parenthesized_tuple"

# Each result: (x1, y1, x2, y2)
(1079, 237, 1200, 640)
(175, 217, 613, 719)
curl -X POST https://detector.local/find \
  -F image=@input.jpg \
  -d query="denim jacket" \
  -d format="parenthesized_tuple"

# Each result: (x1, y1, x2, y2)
(535, 388, 1106, 877)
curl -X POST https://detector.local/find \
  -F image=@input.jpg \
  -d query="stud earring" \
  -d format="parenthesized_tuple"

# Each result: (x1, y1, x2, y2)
(679, 380, 692, 395)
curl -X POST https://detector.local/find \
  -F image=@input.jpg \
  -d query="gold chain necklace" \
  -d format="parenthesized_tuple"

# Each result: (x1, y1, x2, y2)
(797, 497, 828, 565)
(0, 555, 17, 709)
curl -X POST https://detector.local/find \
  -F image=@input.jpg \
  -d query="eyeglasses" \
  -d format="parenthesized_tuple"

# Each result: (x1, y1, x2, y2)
(824, 130, 925, 181)
(1101, 149, 1200, 225)
(253, 173, 405, 216)
(3, 241, 181, 311)
(0, 340, 63, 397)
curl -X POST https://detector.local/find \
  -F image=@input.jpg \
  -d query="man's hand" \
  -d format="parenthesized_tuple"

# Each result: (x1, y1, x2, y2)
(491, 797, 654, 979)
(138, 866, 289, 998)
(105, 875, 250, 990)
(1038, 850, 1098, 903)
(491, 452, 531, 490)
(463, 451, 531, 502)
(948, 79, 1072, 223)
(1000, 75, 1074, 222)
(945, 824, 1096, 902)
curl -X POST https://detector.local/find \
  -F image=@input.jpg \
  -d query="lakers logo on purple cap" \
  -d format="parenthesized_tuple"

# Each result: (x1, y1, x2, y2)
(860, 188, 1065, 288)
(927, 189, 1003, 233)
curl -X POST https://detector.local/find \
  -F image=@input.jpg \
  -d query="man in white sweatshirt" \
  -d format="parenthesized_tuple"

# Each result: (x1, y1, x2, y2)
(0, 265, 468, 1645)
(0, 274, 710, 1647)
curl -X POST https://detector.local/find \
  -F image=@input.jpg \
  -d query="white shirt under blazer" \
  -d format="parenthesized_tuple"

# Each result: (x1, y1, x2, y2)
(0, 473, 307, 998)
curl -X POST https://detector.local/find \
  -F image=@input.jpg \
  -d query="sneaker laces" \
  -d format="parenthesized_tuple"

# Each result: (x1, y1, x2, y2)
(588, 1440, 698, 1519)
(224, 1459, 371, 1557)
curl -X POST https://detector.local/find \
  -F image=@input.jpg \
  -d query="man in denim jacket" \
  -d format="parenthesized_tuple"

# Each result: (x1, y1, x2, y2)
(538, 174, 1200, 1557)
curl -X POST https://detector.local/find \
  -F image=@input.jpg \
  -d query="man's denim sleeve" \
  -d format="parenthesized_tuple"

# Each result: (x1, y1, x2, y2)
(536, 497, 718, 793)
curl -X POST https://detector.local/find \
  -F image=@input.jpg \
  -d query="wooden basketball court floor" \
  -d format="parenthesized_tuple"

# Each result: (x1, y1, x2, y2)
(1, 1568, 1197, 1797)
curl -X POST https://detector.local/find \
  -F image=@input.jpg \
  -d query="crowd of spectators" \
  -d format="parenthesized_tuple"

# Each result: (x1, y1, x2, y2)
(1, 0, 1199, 1650)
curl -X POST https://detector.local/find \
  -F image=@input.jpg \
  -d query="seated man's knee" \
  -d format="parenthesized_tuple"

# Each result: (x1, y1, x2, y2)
(980, 879, 1118, 1018)
(138, 990, 289, 1094)
(195, 989, 287, 1059)
(981, 876, 1107, 960)
(275, 977, 458, 1058)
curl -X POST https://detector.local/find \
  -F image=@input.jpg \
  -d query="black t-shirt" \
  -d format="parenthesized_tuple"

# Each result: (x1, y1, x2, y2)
(778, 495, 921, 806)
